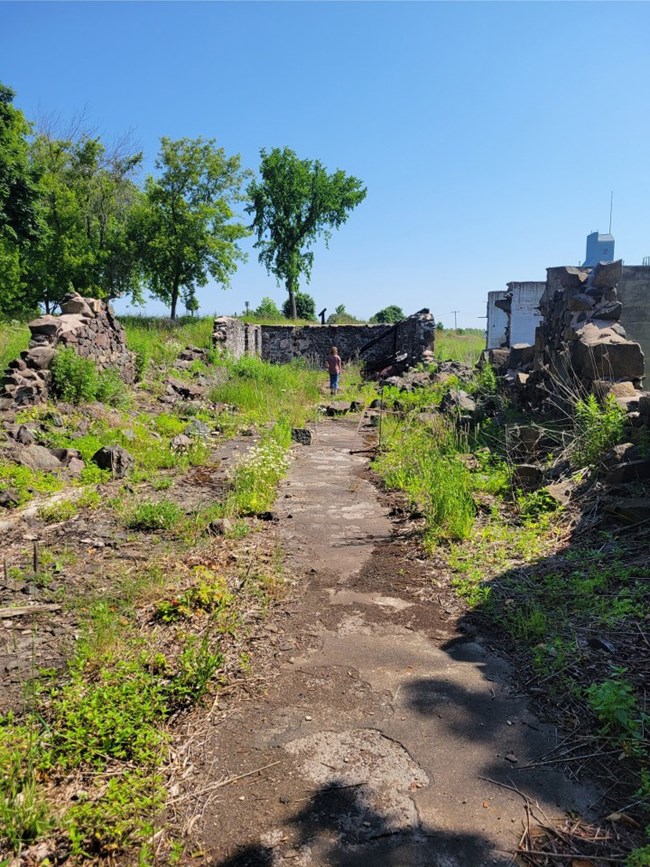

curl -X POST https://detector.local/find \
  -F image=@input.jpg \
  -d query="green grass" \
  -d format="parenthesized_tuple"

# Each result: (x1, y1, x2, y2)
(373, 415, 476, 545)
(0, 321, 30, 371)
(435, 328, 485, 365)
(210, 356, 321, 427)
(122, 315, 214, 374)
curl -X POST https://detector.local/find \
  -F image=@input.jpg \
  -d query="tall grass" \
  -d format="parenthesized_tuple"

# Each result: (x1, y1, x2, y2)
(210, 356, 321, 427)
(435, 329, 485, 365)
(0, 322, 31, 371)
(121, 316, 214, 369)
(373, 415, 475, 546)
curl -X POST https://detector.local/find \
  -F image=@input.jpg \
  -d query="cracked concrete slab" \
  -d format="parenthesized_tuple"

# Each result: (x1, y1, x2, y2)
(196, 420, 599, 867)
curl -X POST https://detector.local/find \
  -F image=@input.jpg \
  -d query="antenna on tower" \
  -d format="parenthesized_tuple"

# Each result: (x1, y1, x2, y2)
(608, 190, 614, 235)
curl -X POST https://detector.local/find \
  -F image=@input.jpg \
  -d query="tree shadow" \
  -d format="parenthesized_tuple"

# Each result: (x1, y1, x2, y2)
(212, 779, 506, 866)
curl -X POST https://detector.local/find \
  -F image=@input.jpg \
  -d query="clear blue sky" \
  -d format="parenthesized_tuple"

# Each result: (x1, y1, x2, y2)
(2, 1, 649, 327)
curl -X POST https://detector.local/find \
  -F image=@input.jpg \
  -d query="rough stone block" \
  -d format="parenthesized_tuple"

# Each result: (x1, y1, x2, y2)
(291, 428, 312, 445)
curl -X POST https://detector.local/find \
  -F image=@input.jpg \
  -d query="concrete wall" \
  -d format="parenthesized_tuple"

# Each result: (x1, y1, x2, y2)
(618, 266, 650, 375)
(508, 281, 545, 346)
(486, 291, 508, 349)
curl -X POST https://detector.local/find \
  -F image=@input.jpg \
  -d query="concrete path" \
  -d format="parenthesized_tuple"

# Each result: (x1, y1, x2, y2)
(198, 420, 595, 866)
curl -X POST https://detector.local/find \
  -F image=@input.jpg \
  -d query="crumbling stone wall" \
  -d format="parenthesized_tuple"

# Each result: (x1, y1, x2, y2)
(0, 293, 136, 407)
(489, 261, 647, 418)
(212, 317, 261, 358)
(213, 311, 436, 369)
(536, 262, 644, 393)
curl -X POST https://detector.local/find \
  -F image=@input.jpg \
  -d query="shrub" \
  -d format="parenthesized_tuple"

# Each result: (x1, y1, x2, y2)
(50, 348, 125, 406)
(572, 393, 626, 468)
(123, 500, 184, 532)
(282, 291, 316, 321)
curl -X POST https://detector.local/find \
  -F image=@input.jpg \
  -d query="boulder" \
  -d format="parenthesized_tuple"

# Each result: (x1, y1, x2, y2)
(591, 301, 623, 321)
(439, 389, 476, 416)
(487, 348, 510, 372)
(23, 346, 56, 370)
(60, 294, 93, 317)
(507, 343, 535, 369)
(605, 460, 650, 486)
(15, 425, 35, 446)
(512, 464, 544, 490)
(291, 428, 312, 445)
(13, 445, 62, 472)
(591, 380, 637, 401)
(166, 378, 205, 401)
(605, 497, 650, 524)
(326, 401, 353, 416)
(170, 434, 193, 452)
(0, 489, 19, 509)
(567, 293, 594, 313)
(543, 481, 572, 508)
(91, 445, 134, 478)
(589, 259, 623, 289)
(184, 420, 211, 439)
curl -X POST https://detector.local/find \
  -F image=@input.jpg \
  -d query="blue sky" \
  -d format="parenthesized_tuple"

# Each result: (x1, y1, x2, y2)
(2, 1, 650, 327)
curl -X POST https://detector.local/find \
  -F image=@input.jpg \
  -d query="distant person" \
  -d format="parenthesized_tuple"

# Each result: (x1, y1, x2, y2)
(327, 346, 342, 396)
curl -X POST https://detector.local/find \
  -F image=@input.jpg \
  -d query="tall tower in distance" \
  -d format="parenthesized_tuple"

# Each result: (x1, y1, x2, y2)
(582, 230, 615, 267)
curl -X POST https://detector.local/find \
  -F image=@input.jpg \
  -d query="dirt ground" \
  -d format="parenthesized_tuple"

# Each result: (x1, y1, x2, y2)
(172, 419, 600, 867)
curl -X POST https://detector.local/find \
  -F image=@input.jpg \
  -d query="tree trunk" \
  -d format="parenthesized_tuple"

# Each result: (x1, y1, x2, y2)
(170, 278, 180, 320)
(287, 281, 297, 320)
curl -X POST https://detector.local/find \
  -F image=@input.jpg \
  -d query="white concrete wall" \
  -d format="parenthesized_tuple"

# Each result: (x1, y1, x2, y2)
(486, 291, 508, 349)
(508, 282, 545, 346)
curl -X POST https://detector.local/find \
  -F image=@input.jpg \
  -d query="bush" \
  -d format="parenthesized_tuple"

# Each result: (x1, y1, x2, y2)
(282, 291, 316, 321)
(572, 393, 626, 468)
(123, 500, 184, 532)
(49, 348, 125, 406)
(370, 305, 404, 324)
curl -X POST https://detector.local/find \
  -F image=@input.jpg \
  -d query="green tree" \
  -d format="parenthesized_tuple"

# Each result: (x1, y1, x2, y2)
(254, 296, 283, 319)
(138, 137, 250, 319)
(0, 83, 41, 319)
(282, 290, 316, 321)
(327, 304, 362, 324)
(247, 147, 366, 319)
(370, 305, 405, 324)
(26, 130, 144, 311)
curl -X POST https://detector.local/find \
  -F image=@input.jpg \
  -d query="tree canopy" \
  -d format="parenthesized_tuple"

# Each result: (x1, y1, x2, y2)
(282, 290, 316, 321)
(370, 305, 405, 324)
(247, 147, 366, 318)
(137, 137, 250, 319)
(0, 84, 40, 318)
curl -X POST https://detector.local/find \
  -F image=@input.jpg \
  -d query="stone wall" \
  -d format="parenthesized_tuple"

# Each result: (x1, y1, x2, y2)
(0, 293, 136, 407)
(213, 311, 436, 369)
(536, 262, 644, 393)
(490, 261, 647, 417)
(212, 317, 262, 359)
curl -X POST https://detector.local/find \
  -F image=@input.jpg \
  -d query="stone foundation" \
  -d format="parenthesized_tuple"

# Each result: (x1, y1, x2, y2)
(0, 293, 136, 407)
(213, 310, 436, 369)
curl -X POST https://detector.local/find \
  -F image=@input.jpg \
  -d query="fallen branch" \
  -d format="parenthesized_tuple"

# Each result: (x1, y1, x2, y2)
(0, 604, 62, 618)
(169, 760, 281, 805)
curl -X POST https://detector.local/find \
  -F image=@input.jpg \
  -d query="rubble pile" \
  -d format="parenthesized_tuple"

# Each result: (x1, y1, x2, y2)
(0, 293, 136, 408)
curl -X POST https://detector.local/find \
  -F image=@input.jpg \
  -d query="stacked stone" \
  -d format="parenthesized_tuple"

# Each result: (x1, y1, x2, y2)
(0, 293, 136, 408)
(211, 310, 436, 370)
(535, 261, 644, 394)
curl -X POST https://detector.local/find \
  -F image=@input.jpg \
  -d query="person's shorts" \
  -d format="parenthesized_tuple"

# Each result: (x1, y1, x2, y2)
(329, 373, 340, 390)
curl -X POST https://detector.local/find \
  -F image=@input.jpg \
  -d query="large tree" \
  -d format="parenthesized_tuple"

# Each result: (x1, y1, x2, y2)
(247, 147, 366, 319)
(370, 305, 404, 324)
(26, 129, 144, 312)
(0, 83, 41, 318)
(138, 137, 250, 319)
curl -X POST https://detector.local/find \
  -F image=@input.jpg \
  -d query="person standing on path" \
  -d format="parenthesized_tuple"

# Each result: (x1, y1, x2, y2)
(327, 346, 342, 395)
